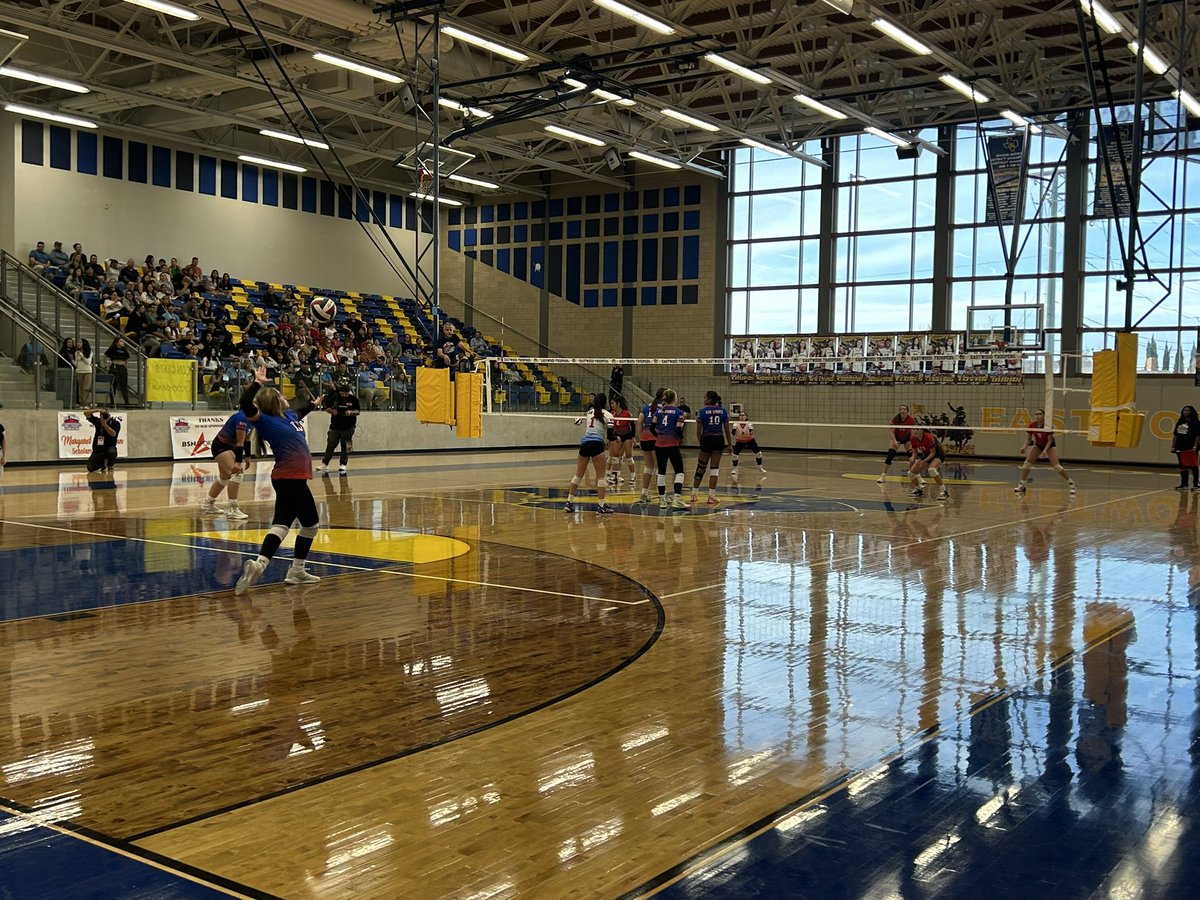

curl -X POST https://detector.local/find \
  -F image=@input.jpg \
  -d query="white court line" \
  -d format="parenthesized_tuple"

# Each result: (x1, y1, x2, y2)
(0, 519, 650, 608)
(657, 487, 1168, 601)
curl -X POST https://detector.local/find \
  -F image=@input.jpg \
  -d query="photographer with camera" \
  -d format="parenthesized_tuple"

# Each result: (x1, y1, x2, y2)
(83, 405, 121, 473)
(315, 381, 360, 474)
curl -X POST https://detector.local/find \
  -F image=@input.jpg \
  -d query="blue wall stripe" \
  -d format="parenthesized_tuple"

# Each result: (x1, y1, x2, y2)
(242, 164, 259, 202)
(682, 235, 699, 279)
(219, 159, 237, 198)
(262, 169, 278, 207)
(602, 287, 617, 306)
(152, 145, 171, 186)
(513, 247, 527, 280)
(662, 285, 678, 305)
(76, 131, 97, 175)
(583, 242, 599, 284)
(641, 286, 656, 306)
(302, 177, 317, 213)
(584, 289, 599, 307)
(128, 141, 148, 183)
(20, 120, 43, 165)
(496, 247, 510, 273)
(448, 231, 461, 251)
(388, 194, 403, 228)
(320, 180, 335, 216)
(198, 155, 216, 194)
(49, 125, 71, 170)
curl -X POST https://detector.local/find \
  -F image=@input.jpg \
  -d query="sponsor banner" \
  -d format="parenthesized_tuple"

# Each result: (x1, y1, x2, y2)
(169, 414, 229, 461)
(57, 471, 128, 518)
(58, 411, 128, 460)
(984, 132, 1027, 225)
(146, 358, 197, 402)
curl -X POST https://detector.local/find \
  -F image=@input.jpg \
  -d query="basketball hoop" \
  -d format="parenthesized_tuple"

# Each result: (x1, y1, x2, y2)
(417, 162, 434, 196)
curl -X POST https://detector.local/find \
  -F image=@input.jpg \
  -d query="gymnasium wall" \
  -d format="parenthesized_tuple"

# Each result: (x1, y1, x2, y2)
(438, 171, 724, 360)
(1, 114, 432, 295)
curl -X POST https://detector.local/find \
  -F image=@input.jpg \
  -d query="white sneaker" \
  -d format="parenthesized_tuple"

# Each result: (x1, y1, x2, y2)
(909, 487, 925, 497)
(235, 558, 265, 594)
(1014, 483, 1027, 493)
(731, 471, 739, 482)
(315, 463, 328, 472)
(199, 500, 219, 516)
(876, 476, 886, 485)
(918, 476, 927, 486)
(284, 567, 321, 585)
(758, 466, 767, 473)
(226, 507, 249, 520)
(937, 489, 950, 501)
(672, 496, 690, 510)
(338, 465, 347, 474)
(1068, 481, 1077, 494)
(639, 491, 650, 503)
(659, 496, 669, 509)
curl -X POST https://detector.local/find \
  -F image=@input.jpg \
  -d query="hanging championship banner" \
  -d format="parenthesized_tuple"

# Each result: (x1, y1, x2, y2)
(57, 411, 129, 459)
(1094, 123, 1136, 218)
(984, 132, 1027, 225)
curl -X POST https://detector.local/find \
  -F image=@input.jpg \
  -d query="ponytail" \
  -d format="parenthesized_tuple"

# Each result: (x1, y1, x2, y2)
(591, 392, 607, 424)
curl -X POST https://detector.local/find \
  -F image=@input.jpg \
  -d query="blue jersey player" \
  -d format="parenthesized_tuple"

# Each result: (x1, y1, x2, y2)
(234, 367, 322, 593)
(691, 391, 733, 505)
(200, 409, 255, 520)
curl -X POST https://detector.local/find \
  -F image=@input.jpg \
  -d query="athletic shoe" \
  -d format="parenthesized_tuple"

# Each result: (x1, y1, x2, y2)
(918, 476, 927, 486)
(596, 504, 614, 515)
(226, 507, 249, 520)
(659, 496, 669, 509)
(909, 487, 925, 497)
(672, 496, 690, 510)
(199, 500, 219, 516)
(1175, 485, 1190, 491)
(639, 491, 650, 503)
(731, 472, 739, 483)
(876, 476, 886, 485)
(758, 467, 767, 473)
(707, 495, 720, 505)
(1068, 481, 1077, 494)
(1013, 483, 1027, 493)
(315, 463, 328, 472)
(235, 558, 265, 594)
(1192, 486, 1200, 492)
(690, 492, 699, 504)
(284, 567, 321, 585)
(338, 465, 347, 474)
(937, 489, 950, 501)
(564, 500, 575, 513)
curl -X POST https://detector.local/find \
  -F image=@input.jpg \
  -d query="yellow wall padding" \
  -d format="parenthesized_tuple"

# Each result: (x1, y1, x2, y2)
(416, 367, 455, 426)
(1089, 349, 1118, 444)
(1115, 411, 1145, 448)
(456, 372, 484, 439)
(1116, 332, 1137, 408)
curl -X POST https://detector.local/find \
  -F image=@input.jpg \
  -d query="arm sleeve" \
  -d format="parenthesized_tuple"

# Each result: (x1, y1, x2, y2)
(239, 382, 261, 417)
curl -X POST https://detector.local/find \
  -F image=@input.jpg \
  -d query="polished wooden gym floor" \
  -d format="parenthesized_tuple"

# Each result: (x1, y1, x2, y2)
(0, 449, 1196, 898)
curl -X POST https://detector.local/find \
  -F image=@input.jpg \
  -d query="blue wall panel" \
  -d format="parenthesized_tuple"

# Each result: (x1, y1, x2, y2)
(641, 238, 658, 281)
(602, 242, 618, 284)
(20, 120, 43, 165)
(261, 169, 278, 206)
(661, 237, 679, 280)
(49, 126, 71, 170)
(128, 142, 148, 184)
(496, 248, 510, 273)
(530, 246, 544, 288)
(283, 174, 299, 210)
(682, 235, 700, 279)
(151, 145, 171, 186)
(621, 240, 637, 282)
(242, 164, 259, 202)
(219, 158, 236, 197)
(77, 132, 98, 175)
(175, 150, 193, 191)
(198, 155, 216, 194)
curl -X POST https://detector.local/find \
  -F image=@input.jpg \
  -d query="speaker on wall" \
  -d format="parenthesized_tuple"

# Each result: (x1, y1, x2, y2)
(604, 147, 622, 170)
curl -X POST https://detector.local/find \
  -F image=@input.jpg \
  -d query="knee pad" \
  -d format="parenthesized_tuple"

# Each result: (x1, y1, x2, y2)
(644, 465, 655, 476)
(570, 475, 581, 486)
(1053, 464, 1064, 473)
(674, 473, 684, 485)
(268, 524, 290, 542)
(694, 460, 709, 476)
(710, 469, 719, 479)
(298, 524, 319, 540)
(216, 475, 232, 487)
(885, 448, 896, 466)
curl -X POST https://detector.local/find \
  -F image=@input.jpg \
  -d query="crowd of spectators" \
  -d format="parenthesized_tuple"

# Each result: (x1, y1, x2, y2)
(25, 238, 512, 410)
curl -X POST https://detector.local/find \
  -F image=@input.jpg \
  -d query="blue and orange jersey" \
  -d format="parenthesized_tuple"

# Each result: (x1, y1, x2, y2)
(698, 405, 729, 437)
(255, 409, 312, 480)
(216, 410, 254, 446)
(654, 405, 685, 447)
(639, 402, 657, 441)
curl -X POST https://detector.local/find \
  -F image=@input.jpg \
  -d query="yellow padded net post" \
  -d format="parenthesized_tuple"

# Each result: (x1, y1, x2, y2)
(1089, 350, 1118, 445)
(416, 367, 455, 426)
(455, 372, 484, 439)
(1089, 333, 1141, 447)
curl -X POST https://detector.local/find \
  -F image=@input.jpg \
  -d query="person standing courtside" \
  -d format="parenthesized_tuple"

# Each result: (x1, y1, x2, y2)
(316, 381, 360, 474)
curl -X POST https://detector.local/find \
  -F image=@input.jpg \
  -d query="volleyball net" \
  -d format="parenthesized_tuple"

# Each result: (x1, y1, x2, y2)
(481, 352, 1095, 457)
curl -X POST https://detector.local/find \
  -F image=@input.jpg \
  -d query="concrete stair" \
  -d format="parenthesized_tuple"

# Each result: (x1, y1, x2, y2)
(0, 357, 54, 408)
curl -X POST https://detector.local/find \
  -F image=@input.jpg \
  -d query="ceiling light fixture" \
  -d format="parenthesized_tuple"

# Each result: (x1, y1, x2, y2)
(259, 128, 329, 149)
(0, 66, 89, 93)
(739, 138, 791, 158)
(4, 102, 96, 128)
(1173, 89, 1200, 118)
(237, 154, 306, 173)
(122, 0, 201, 22)
(871, 18, 933, 56)
(440, 25, 530, 63)
(448, 173, 500, 189)
(629, 150, 681, 170)
(410, 191, 464, 206)
(591, 88, 636, 107)
(544, 124, 606, 146)
(438, 97, 492, 119)
(1080, 1, 1123, 36)
(999, 110, 1043, 133)
(312, 52, 403, 84)
(1127, 41, 1170, 76)
(938, 74, 991, 103)
(592, 0, 676, 36)
(703, 53, 772, 86)
(864, 126, 913, 148)
(563, 77, 588, 90)
(661, 107, 721, 132)
(794, 93, 848, 120)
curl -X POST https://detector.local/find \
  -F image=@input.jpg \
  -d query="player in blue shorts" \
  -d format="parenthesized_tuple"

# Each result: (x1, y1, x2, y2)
(691, 391, 733, 505)
(234, 367, 322, 592)
(199, 410, 253, 520)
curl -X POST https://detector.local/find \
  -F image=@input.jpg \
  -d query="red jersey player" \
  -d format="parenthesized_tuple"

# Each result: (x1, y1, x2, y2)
(878, 404, 917, 484)
(907, 427, 949, 500)
(1014, 408, 1075, 494)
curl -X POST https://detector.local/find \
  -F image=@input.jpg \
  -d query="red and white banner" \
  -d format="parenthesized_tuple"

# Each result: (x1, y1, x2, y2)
(57, 411, 129, 460)
(168, 414, 229, 460)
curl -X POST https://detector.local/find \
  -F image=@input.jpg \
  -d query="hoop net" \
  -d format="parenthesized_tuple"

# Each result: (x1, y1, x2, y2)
(482, 354, 1089, 457)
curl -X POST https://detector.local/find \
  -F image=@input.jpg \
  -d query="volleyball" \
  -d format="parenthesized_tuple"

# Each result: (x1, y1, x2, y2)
(310, 296, 338, 323)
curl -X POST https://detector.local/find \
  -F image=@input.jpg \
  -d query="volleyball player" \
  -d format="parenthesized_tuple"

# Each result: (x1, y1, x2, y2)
(636, 387, 666, 503)
(606, 394, 636, 487)
(691, 391, 733, 505)
(234, 367, 322, 593)
(199, 409, 253, 519)
(655, 389, 688, 510)
(878, 404, 917, 484)
(730, 411, 765, 482)
(907, 426, 949, 500)
(1014, 409, 1076, 494)
(565, 392, 614, 515)
(1171, 406, 1199, 491)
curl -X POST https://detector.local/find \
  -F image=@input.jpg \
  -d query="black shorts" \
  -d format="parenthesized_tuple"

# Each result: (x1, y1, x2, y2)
(606, 428, 615, 442)
(271, 478, 319, 528)
(211, 438, 236, 459)
(579, 440, 606, 458)
(614, 430, 634, 443)
(640, 439, 657, 453)
(734, 439, 760, 454)
(699, 434, 725, 453)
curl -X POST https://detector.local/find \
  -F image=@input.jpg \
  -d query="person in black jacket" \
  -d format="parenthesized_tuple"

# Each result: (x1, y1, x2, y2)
(1171, 405, 1199, 491)
(104, 338, 132, 406)
(83, 406, 120, 473)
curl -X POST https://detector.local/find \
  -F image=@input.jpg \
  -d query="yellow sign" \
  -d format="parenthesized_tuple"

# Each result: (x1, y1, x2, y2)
(146, 358, 197, 402)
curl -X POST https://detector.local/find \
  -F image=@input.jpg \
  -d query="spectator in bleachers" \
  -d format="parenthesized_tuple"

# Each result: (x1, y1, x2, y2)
(105, 258, 121, 282)
(68, 243, 85, 268)
(28, 241, 51, 272)
(356, 362, 383, 410)
(197, 298, 218, 326)
(48, 241, 70, 272)
(118, 259, 140, 287)
(104, 337, 131, 406)
(101, 293, 123, 321)
(125, 301, 153, 339)
(183, 257, 202, 282)
(143, 254, 156, 271)
(63, 266, 87, 298)
(391, 366, 410, 411)
(75, 339, 94, 405)
(469, 333, 489, 357)
(82, 264, 102, 290)
(436, 322, 472, 372)
(57, 340, 77, 385)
